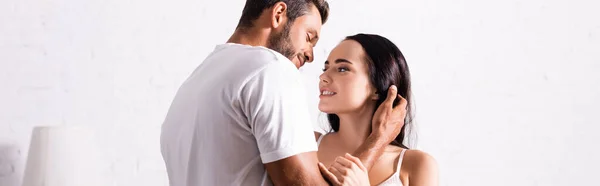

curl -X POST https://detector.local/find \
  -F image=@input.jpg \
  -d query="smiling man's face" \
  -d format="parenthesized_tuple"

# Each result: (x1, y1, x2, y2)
(267, 4, 322, 69)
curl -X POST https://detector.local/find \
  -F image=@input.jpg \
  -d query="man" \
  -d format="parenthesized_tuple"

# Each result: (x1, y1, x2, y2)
(160, 0, 406, 185)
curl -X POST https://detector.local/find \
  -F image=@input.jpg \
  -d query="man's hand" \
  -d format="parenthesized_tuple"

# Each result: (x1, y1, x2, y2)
(350, 85, 408, 171)
(371, 85, 408, 143)
(319, 154, 370, 186)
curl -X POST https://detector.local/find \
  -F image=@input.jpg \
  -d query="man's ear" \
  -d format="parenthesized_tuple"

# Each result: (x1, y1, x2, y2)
(270, 2, 288, 28)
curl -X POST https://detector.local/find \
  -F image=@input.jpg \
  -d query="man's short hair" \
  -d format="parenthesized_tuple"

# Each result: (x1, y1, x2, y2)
(237, 0, 329, 29)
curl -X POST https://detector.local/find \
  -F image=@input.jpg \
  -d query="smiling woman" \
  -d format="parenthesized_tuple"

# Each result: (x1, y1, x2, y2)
(316, 33, 438, 186)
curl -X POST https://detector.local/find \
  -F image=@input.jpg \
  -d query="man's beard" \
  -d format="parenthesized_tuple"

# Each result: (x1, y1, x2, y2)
(267, 22, 298, 61)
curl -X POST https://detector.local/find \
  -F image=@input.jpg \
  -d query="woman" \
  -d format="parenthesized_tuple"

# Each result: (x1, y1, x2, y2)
(315, 34, 438, 186)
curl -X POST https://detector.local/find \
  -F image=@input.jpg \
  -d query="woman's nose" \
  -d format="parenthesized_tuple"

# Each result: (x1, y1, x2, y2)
(319, 73, 330, 84)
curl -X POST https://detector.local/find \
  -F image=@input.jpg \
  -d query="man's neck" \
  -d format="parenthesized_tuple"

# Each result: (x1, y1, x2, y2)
(227, 27, 270, 47)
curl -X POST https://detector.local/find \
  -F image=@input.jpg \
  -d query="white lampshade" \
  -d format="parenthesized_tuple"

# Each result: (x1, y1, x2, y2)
(21, 126, 110, 186)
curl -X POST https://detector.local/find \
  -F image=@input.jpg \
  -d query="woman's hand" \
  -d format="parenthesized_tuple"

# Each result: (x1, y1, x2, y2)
(319, 153, 370, 186)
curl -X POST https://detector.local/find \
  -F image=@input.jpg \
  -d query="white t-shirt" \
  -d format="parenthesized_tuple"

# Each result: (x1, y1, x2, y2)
(160, 43, 318, 186)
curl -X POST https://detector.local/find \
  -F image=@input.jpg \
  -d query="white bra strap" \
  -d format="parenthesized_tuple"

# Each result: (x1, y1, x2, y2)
(397, 149, 407, 171)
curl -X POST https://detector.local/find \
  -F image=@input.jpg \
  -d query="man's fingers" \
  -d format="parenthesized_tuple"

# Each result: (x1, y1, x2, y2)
(398, 94, 407, 109)
(344, 153, 367, 171)
(392, 94, 408, 113)
(319, 162, 340, 185)
(382, 85, 398, 107)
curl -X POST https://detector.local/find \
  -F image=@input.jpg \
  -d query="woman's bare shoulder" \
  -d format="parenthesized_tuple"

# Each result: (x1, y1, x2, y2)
(403, 149, 437, 167)
(401, 149, 439, 185)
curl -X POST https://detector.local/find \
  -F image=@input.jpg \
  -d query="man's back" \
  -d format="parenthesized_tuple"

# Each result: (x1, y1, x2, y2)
(160, 43, 317, 186)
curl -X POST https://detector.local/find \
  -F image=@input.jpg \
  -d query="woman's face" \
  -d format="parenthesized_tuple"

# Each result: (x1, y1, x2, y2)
(318, 40, 377, 114)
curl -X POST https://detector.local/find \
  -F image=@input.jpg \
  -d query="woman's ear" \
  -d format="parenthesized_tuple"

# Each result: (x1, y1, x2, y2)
(371, 91, 380, 100)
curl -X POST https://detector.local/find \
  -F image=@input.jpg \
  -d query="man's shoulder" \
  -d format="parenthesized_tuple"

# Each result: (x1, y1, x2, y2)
(216, 43, 291, 66)
(216, 44, 298, 79)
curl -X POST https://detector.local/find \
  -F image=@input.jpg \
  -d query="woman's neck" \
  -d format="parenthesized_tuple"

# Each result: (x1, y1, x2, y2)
(334, 104, 377, 152)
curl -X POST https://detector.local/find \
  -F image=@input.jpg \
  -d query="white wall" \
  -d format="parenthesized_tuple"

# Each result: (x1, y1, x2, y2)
(1, 0, 599, 185)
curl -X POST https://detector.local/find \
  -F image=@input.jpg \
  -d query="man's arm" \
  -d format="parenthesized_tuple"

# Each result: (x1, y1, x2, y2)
(351, 133, 393, 170)
(241, 62, 331, 185)
(265, 152, 330, 185)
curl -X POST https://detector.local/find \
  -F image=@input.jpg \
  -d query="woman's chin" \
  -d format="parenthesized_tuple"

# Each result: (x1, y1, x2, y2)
(318, 105, 334, 114)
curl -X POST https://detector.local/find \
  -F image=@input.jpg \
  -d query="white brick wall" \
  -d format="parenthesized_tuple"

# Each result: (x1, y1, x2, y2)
(1, 0, 599, 185)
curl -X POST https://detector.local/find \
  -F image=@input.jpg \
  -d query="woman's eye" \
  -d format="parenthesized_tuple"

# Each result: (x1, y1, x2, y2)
(338, 67, 349, 72)
(322, 68, 328, 72)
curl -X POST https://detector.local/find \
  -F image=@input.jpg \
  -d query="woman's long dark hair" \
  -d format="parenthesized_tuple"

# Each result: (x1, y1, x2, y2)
(327, 33, 413, 149)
